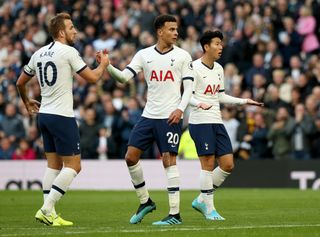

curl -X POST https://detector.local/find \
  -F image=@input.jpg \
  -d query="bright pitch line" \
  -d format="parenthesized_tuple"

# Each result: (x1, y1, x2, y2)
(1, 224, 320, 236)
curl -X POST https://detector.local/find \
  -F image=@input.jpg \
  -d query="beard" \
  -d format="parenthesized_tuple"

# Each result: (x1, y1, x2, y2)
(65, 32, 75, 46)
(66, 37, 75, 46)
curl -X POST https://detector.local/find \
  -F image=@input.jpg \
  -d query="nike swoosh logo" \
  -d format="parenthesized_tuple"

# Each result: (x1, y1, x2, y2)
(147, 61, 153, 63)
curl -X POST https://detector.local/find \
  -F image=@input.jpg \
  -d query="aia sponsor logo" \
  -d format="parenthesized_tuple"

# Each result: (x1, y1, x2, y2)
(203, 84, 220, 95)
(150, 70, 174, 81)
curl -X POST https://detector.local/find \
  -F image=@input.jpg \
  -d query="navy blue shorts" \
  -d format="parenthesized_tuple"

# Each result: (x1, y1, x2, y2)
(128, 117, 182, 154)
(38, 113, 81, 156)
(189, 123, 233, 157)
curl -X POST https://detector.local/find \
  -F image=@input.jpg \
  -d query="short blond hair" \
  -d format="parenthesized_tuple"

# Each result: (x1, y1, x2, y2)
(48, 12, 71, 39)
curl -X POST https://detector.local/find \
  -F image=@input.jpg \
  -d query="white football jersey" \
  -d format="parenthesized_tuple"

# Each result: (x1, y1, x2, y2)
(126, 45, 193, 119)
(24, 41, 86, 117)
(189, 59, 225, 124)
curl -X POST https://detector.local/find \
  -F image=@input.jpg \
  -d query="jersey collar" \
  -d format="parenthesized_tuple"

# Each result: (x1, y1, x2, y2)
(154, 46, 174, 55)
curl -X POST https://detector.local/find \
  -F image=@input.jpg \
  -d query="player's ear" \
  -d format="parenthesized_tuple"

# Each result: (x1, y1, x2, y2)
(59, 30, 65, 39)
(157, 28, 163, 37)
(204, 44, 210, 52)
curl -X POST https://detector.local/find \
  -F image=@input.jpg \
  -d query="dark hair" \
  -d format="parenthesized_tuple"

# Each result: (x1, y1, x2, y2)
(199, 30, 223, 52)
(48, 12, 71, 39)
(153, 14, 177, 31)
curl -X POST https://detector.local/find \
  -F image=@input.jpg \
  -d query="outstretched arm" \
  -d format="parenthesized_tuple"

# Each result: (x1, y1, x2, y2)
(77, 50, 109, 83)
(246, 98, 264, 106)
(97, 50, 137, 83)
(106, 64, 133, 83)
(219, 92, 263, 106)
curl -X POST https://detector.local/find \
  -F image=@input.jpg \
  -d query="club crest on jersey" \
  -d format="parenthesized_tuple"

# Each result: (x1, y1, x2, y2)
(204, 84, 220, 95)
(170, 58, 175, 66)
(150, 70, 174, 81)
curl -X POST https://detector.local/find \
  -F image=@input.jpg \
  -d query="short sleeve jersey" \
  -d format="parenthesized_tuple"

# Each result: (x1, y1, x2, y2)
(126, 45, 193, 119)
(24, 41, 87, 117)
(189, 59, 225, 124)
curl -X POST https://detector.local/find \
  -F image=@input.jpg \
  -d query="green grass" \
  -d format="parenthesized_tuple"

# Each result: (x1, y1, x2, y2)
(0, 189, 319, 237)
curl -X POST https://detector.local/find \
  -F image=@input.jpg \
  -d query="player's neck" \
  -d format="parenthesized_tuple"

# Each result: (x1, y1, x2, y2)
(201, 54, 215, 69)
(155, 42, 173, 53)
(55, 38, 67, 45)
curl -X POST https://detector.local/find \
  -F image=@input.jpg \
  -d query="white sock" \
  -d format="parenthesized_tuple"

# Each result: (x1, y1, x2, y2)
(165, 165, 180, 215)
(128, 161, 149, 204)
(211, 166, 231, 210)
(41, 167, 77, 214)
(199, 170, 214, 214)
(212, 166, 231, 188)
(42, 168, 60, 216)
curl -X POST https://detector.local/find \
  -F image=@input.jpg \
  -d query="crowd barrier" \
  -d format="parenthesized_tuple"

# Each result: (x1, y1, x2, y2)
(0, 160, 319, 190)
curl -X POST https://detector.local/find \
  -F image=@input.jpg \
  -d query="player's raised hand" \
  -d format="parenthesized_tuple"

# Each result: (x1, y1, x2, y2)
(197, 102, 212, 110)
(247, 99, 264, 107)
(168, 109, 183, 125)
(96, 49, 109, 66)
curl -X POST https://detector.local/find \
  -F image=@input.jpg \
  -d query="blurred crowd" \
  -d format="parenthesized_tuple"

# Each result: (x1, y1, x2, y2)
(0, 0, 320, 160)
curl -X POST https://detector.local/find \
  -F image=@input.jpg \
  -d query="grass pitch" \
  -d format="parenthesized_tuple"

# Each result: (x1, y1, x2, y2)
(0, 189, 319, 237)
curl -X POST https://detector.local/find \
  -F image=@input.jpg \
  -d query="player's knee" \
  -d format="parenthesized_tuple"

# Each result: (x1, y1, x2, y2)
(221, 163, 234, 173)
(75, 164, 81, 174)
(161, 152, 177, 167)
(204, 163, 215, 171)
(125, 152, 138, 166)
(200, 157, 214, 171)
(69, 163, 81, 174)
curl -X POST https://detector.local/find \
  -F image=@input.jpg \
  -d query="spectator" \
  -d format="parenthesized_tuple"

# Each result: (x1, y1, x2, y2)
(311, 86, 320, 109)
(264, 40, 279, 70)
(26, 125, 44, 159)
(0, 103, 25, 146)
(264, 85, 290, 111)
(12, 138, 36, 160)
(79, 107, 102, 159)
(244, 53, 267, 89)
(288, 55, 304, 85)
(249, 110, 270, 159)
(222, 107, 240, 153)
(0, 92, 5, 121)
(138, 0, 157, 33)
(180, 26, 200, 58)
(97, 127, 108, 160)
(278, 17, 302, 67)
(0, 136, 15, 159)
(310, 115, 320, 159)
(305, 95, 318, 119)
(92, 27, 117, 52)
(267, 107, 293, 160)
(251, 74, 266, 102)
(224, 63, 242, 95)
(296, 74, 313, 102)
(296, 6, 320, 55)
(269, 69, 293, 103)
(288, 87, 302, 115)
(236, 105, 256, 160)
(287, 104, 315, 160)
